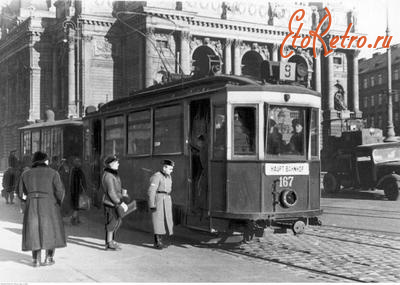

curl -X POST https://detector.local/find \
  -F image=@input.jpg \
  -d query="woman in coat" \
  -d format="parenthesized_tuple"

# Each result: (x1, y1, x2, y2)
(102, 156, 128, 250)
(147, 159, 174, 249)
(19, 151, 66, 267)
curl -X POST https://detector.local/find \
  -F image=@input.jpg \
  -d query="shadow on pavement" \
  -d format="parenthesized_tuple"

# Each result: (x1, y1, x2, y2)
(0, 247, 32, 266)
(322, 188, 386, 200)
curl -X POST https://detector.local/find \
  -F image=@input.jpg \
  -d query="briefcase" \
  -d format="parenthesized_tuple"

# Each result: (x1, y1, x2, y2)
(117, 200, 137, 218)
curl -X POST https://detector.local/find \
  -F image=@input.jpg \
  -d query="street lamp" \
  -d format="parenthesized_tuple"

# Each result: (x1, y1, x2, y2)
(383, 4, 397, 142)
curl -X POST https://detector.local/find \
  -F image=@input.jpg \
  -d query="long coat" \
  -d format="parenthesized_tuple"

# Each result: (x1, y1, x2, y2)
(147, 171, 174, 235)
(70, 166, 87, 210)
(19, 164, 66, 251)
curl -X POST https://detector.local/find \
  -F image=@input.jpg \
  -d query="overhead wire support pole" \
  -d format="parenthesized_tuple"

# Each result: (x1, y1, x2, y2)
(383, 1, 397, 142)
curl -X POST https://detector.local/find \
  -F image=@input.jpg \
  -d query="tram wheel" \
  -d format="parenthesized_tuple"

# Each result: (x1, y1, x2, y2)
(323, 172, 340, 193)
(383, 177, 400, 201)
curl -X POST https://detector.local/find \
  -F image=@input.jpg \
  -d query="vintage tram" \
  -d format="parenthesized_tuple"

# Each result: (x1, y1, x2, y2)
(83, 74, 322, 237)
(18, 111, 83, 166)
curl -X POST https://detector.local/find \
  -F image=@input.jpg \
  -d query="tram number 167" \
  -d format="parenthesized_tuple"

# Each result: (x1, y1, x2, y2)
(279, 176, 294, 187)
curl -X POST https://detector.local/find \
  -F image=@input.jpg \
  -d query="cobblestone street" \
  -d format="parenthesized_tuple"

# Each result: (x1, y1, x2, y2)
(231, 226, 400, 282)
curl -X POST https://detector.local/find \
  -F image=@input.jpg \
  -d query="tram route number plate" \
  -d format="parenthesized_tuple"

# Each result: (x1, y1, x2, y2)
(264, 163, 309, 176)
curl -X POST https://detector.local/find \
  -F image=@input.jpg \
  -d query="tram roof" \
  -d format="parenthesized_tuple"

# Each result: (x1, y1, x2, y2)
(19, 118, 83, 130)
(98, 75, 320, 113)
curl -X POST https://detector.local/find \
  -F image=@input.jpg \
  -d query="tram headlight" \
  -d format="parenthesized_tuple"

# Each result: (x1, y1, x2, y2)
(279, 189, 298, 208)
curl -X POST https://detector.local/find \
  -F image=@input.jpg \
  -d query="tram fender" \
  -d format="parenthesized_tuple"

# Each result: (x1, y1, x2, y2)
(376, 173, 400, 189)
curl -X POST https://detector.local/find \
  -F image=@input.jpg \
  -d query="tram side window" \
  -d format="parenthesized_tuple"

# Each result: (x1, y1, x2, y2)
(213, 106, 226, 159)
(128, 110, 151, 155)
(104, 116, 124, 156)
(51, 128, 62, 160)
(41, 129, 52, 156)
(310, 109, 319, 158)
(154, 105, 183, 154)
(233, 107, 256, 155)
(22, 131, 32, 155)
(32, 130, 40, 153)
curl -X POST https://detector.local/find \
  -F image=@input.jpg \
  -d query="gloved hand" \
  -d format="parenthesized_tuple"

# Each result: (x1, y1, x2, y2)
(120, 202, 128, 212)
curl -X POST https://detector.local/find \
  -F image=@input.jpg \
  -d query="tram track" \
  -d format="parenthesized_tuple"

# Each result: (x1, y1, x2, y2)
(220, 246, 364, 282)
(209, 225, 400, 283)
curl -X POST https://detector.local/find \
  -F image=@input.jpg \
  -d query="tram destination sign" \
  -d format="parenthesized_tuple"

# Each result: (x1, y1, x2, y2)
(265, 163, 309, 176)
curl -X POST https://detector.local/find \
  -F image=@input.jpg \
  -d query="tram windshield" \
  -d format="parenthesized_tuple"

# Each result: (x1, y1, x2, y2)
(266, 105, 308, 156)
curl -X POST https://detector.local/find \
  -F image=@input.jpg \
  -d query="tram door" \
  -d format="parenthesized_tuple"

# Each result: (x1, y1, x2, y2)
(91, 119, 102, 192)
(186, 99, 211, 230)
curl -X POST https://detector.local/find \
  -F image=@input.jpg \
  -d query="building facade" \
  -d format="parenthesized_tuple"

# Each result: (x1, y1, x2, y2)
(0, 0, 361, 170)
(359, 45, 400, 136)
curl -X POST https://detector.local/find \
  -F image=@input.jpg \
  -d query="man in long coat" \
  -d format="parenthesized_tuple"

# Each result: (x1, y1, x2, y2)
(19, 151, 66, 267)
(69, 157, 87, 225)
(147, 159, 174, 249)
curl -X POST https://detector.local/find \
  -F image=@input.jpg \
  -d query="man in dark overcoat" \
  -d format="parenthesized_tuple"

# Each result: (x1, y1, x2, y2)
(147, 159, 175, 249)
(18, 151, 66, 267)
(69, 157, 87, 225)
(58, 158, 71, 217)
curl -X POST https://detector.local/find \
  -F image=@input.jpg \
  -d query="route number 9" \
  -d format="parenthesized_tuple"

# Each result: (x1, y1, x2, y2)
(279, 176, 294, 187)
(279, 62, 296, 81)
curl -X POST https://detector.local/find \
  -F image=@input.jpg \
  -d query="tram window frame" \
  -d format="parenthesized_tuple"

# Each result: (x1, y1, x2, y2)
(231, 105, 258, 159)
(32, 130, 40, 153)
(213, 105, 226, 160)
(310, 108, 319, 159)
(104, 115, 125, 157)
(22, 131, 32, 155)
(265, 104, 307, 159)
(127, 109, 151, 156)
(51, 127, 62, 161)
(153, 104, 183, 155)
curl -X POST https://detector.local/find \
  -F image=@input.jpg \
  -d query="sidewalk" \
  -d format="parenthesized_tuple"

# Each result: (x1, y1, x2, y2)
(0, 198, 318, 282)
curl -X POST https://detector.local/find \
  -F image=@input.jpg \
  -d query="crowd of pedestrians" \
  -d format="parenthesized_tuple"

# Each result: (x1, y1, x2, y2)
(1, 150, 175, 267)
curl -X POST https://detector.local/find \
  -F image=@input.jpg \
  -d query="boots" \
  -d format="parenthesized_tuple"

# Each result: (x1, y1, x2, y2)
(32, 250, 41, 267)
(154, 234, 164, 249)
(42, 249, 55, 266)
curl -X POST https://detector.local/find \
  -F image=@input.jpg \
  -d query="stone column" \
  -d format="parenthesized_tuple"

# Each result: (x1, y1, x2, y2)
(52, 44, 58, 109)
(314, 48, 321, 93)
(352, 50, 360, 113)
(224, 39, 233, 75)
(180, 30, 191, 75)
(233, 39, 242, 76)
(145, 27, 155, 87)
(67, 30, 77, 118)
(272, 43, 279, 61)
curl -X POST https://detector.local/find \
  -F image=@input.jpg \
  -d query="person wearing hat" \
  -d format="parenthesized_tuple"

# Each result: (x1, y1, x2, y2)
(102, 155, 128, 250)
(288, 119, 304, 154)
(147, 159, 175, 249)
(18, 151, 66, 267)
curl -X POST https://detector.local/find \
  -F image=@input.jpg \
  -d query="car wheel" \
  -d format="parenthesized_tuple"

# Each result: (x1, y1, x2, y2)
(383, 178, 400, 201)
(323, 172, 340, 193)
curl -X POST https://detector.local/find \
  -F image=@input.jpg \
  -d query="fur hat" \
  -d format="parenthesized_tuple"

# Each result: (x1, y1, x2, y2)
(104, 155, 118, 166)
(162, 159, 175, 167)
(32, 151, 49, 163)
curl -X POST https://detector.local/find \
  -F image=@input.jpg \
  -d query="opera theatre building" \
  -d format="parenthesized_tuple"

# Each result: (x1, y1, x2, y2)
(0, 0, 361, 169)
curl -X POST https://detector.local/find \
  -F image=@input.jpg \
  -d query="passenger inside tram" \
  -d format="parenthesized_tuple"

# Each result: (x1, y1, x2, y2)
(288, 119, 304, 155)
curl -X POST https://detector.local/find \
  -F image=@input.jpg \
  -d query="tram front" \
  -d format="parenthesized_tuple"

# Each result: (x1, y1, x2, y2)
(210, 84, 322, 235)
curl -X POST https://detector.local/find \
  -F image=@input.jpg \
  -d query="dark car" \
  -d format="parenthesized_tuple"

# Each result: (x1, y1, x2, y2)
(323, 142, 400, 200)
